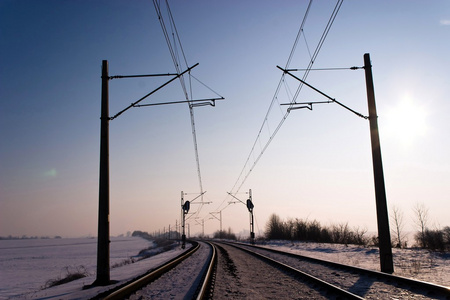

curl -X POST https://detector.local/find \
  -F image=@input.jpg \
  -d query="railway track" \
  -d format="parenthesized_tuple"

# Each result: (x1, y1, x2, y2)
(220, 242, 450, 299)
(95, 241, 215, 300)
(209, 242, 362, 299)
(93, 240, 450, 299)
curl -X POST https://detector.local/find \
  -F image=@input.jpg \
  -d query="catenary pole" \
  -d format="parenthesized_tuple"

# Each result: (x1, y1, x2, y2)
(95, 60, 110, 285)
(364, 53, 394, 273)
(93, 60, 220, 286)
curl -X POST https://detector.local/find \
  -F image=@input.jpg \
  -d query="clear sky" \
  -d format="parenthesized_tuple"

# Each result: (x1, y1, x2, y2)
(1, 0, 449, 239)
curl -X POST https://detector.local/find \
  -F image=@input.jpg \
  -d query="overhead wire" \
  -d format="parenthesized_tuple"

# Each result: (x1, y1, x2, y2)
(223, 0, 344, 209)
(286, 0, 313, 68)
(288, 0, 344, 111)
(210, 1, 311, 214)
(153, 0, 207, 218)
(224, 0, 313, 201)
(244, 0, 344, 230)
(301, 29, 313, 62)
(165, 2, 205, 210)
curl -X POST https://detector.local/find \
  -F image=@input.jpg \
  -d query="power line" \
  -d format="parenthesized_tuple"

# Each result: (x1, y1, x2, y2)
(153, 0, 205, 207)
(226, 0, 314, 199)
(286, 0, 313, 68)
(226, 0, 344, 204)
(211, 1, 314, 214)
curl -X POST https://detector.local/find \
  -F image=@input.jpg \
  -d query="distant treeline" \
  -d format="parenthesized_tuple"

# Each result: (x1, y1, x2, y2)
(213, 228, 237, 240)
(265, 214, 371, 246)
(131, 230, 182, 241)
(131, 230, 153, 240)
(0, 235, 62, 240)
(265, 213, 450, 251)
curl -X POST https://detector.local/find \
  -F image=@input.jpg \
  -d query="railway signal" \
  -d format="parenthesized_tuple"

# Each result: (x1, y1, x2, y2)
(181, 191, 209, 248)
(181, 201, 190, 249)
(227, 189, 255, 244)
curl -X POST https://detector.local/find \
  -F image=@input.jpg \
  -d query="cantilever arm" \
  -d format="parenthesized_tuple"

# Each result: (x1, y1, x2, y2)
(277, 66, 368, 119)
(110, 63, 199, 120)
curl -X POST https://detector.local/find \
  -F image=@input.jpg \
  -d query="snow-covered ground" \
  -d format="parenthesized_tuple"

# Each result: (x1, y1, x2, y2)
(0, 237, 186, 299)
(260, 240, 450, 288)
(1, 238, 448, 299)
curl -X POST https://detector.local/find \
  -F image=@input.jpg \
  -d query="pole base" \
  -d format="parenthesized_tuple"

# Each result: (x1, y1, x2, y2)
(85, 279, 118, 289)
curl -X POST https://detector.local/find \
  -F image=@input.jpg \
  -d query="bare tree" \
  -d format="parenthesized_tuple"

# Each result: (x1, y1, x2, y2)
(412, 203, 429, 247)
(390, 205, 406, 248)
(265, 213, 284, 239)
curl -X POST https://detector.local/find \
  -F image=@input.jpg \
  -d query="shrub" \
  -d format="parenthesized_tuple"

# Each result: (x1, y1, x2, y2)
(44, 266, 89, 288)
(136, 239, 177, 259)
(414, 227, 450, 251)
(111, 258, 135, 268)
(443, 227, 450, 245)
(265, 214, 287, 240)
(264, 214, 369, 246)
(420, 229, 445, 251)
(155, 239, 176, 251)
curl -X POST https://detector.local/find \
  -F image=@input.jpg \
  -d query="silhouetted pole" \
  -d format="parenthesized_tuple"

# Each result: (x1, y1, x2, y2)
(92, 60, 219, 285)
(95, 60, 110, 285)
(247, 189, 255, 245)
(181, 199, 190, 249)
(364, 53, 394, 273)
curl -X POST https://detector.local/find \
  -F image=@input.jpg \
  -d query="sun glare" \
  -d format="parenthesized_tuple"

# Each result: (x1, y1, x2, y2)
(383, 97, 428, 146)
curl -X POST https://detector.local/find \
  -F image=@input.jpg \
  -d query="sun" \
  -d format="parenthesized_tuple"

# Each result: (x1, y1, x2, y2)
(382, 96, 428, 146)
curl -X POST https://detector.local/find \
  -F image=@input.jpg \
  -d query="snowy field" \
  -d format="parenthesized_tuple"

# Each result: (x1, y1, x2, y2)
(1, 238, 449, 299)
(0, 237, 155, 299)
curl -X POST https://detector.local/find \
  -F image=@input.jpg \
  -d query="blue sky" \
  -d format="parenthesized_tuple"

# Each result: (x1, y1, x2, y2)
(1, 0, 449, 239)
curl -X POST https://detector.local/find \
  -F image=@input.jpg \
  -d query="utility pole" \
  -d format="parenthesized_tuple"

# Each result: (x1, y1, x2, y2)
(202, 219, 204, 236)
(95, 60, 110, 285)
(277, 53, 394, 273)
(364, 53, 393, 273)
(209, 210, 223, 238)
(93, 60, 222, 285)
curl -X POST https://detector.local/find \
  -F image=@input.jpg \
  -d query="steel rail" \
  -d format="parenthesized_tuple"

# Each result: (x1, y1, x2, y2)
(234, 242, 450, 297)
(216, 242, 364, 300)
(101, 241, 200, 300)
(195, 242, 217, 300)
